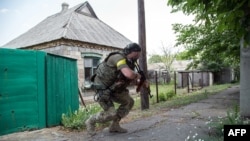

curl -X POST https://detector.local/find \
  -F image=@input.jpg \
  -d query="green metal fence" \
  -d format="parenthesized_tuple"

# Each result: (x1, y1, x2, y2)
(46, 54, 79, 127)
(0, 48, 46, 135)
(0, 48, 79, 135)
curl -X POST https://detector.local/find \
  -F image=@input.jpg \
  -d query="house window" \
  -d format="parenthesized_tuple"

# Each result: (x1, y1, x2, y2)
(82, 53, 102, 83)
(84, 57, 100, 81)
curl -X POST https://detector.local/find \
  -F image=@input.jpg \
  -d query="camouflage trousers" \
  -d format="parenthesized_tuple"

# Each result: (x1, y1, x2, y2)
(96, 88, 134, 120)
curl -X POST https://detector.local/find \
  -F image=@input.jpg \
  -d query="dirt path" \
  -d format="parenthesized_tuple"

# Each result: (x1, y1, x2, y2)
(0, 85, 239, 141)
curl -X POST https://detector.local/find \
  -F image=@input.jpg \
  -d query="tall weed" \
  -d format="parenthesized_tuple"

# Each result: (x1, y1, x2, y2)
(61, 104, 101, 130)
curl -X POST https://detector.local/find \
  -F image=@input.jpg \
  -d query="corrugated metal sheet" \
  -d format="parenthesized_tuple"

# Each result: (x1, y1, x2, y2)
(0, 48, 46, 135)
(46, 54, 79, 127)
(0, 48, 79, 135)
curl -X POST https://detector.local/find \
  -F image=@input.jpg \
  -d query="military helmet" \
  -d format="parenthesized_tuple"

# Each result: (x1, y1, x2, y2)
(123, 43, 141, 55)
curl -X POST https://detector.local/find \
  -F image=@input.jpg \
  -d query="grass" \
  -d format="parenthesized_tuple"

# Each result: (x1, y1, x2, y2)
(128, 83, 236, 119)
(184, 105, 250, 141)
(61, 82, 248, 140)
(61, 82, 238, 133)
(204, 105, 250, 141)
(61, 104, 102, 130)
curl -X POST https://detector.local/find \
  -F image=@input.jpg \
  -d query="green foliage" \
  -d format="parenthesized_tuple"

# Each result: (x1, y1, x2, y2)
(148, 43, 177, 72)
(148, 54, 162, 64)
(158, 90, 176, 102)
(207, 105, 250, 138)
(150, 83, 235, 109)
(166, 90, 176, 99)
(61, 105, 101, 130)
(167, 0, 250, 42)
(158, 92, 167, 102)
(61, 107, 85, 130)
(175, 51, 190, 60)
(172, 22, 240, 72)
(167, 0, 245, 75)
(61, 83, 236, 132)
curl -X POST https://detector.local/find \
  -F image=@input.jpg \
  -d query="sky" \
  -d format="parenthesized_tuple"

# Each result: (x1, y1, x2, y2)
(0, 0, 194, 55)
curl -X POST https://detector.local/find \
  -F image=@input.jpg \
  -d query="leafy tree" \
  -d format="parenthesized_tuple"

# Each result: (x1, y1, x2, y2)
(148, 54, 162, 63)
(169, 0, 241, 77)
(148, 43, 177, 72)
(167, 0, 250, 116)
(160, 43, 178, 72)
(172, 22, 240, 73)
(167, 0, 250, 45)
(175, 50, 190, 60)
(168, 0, 244, 70)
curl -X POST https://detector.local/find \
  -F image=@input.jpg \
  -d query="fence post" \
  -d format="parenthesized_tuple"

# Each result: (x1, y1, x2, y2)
(155, 71, 159, 103)
(174, 71, 176, 95)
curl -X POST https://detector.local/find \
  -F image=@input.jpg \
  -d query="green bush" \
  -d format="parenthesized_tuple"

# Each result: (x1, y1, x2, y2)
(208, 105, 250, 138)
(157, 90, 176, 102)
(61, 104, 101, 130)
(158, 92, 166, 102)
(165, 90, 176, 100)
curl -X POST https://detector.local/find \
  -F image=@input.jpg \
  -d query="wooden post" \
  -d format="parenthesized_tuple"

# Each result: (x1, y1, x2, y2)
(174, 71, 176, 95)
(155, 71, 159, 103)
(138, 0, 149, 110)
(78, 87, 87, 109)
(187, 73, 190, 93)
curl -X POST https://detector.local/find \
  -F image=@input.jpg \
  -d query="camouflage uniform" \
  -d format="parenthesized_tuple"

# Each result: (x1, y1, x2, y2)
(85, 51, 135, 135)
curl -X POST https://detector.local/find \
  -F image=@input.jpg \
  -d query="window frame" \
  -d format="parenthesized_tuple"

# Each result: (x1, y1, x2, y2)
(82, 52, 102, 82)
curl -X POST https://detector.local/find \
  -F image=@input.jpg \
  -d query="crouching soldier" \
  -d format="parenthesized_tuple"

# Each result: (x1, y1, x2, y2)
(85, 43, 146, 136)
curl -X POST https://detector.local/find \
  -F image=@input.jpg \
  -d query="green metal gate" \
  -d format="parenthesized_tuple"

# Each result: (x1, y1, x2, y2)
(46, 54, 79, 127)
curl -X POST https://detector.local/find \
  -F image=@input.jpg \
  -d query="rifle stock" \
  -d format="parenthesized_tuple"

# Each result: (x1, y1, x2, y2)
(135, 62, 153, 98)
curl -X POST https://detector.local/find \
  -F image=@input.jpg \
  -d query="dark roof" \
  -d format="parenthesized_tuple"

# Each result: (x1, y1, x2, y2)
(4, 1, 132, 49)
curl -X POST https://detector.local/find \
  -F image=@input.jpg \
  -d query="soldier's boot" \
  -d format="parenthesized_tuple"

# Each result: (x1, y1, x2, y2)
(109, 116, 128, 133)
(85, 115, 97, 136)
(85, 107, 116, 136)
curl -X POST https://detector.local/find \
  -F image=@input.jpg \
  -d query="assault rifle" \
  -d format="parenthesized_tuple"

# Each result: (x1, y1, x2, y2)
(135, 62, 153, 98)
